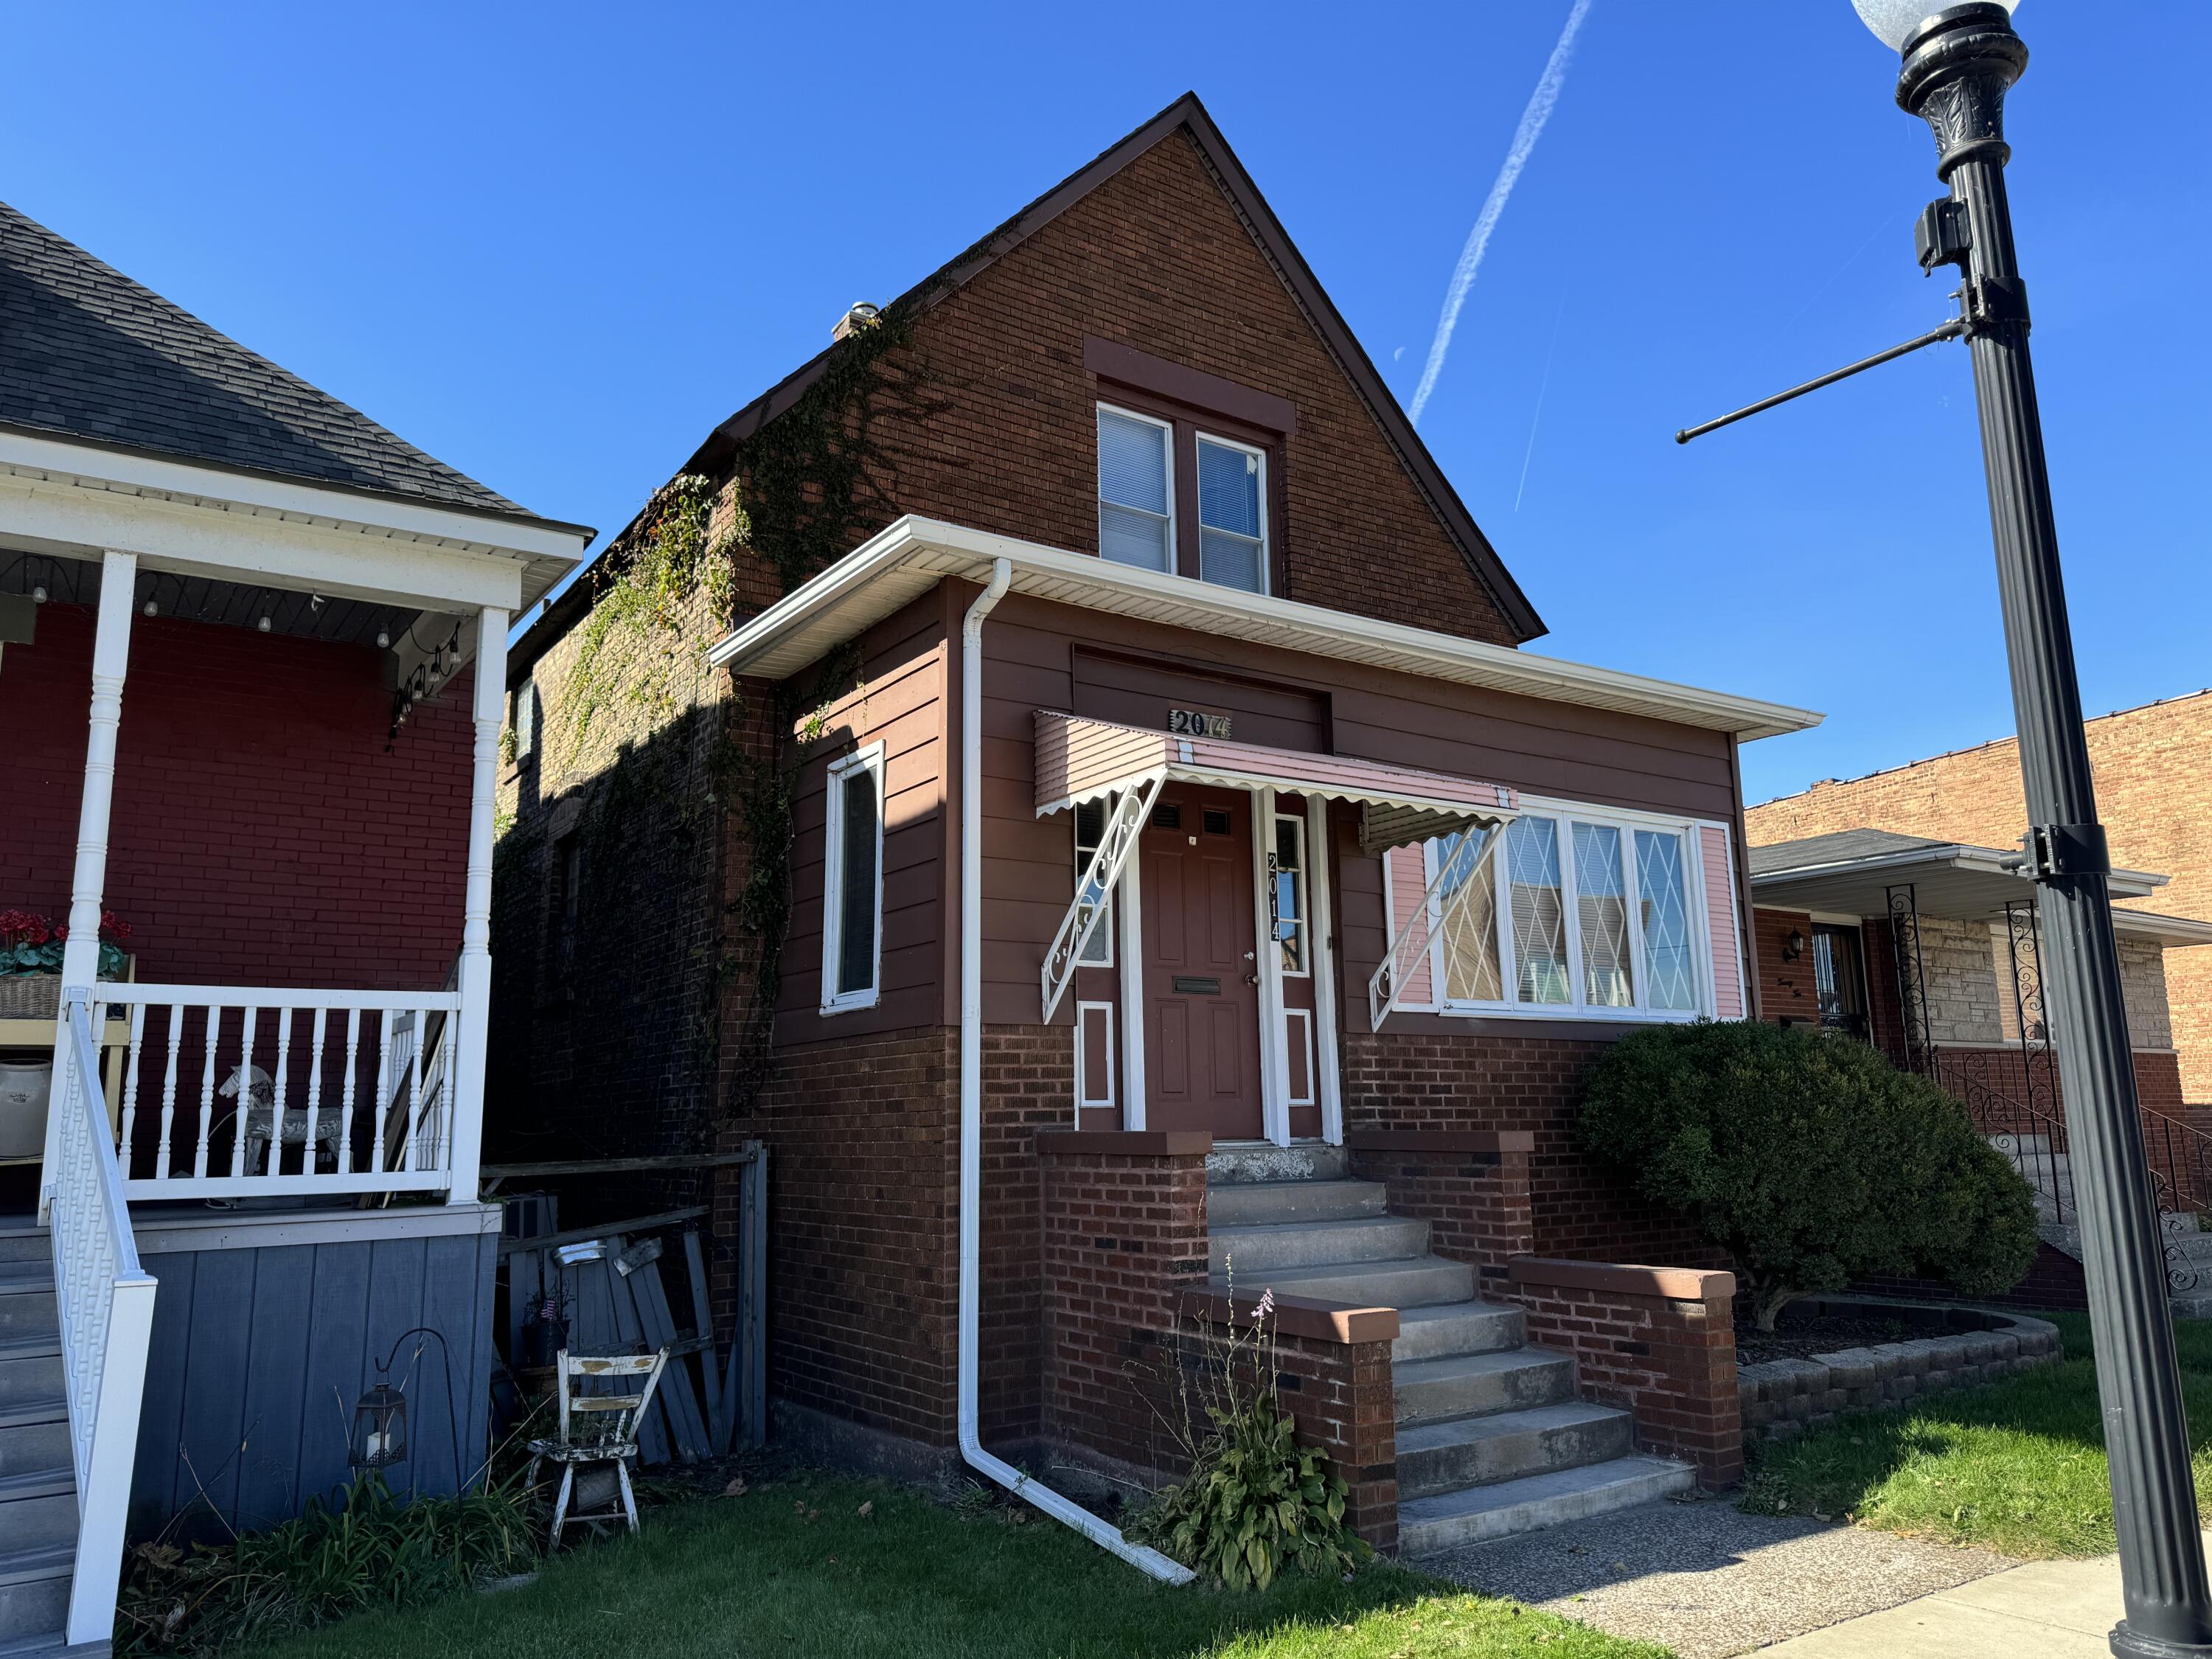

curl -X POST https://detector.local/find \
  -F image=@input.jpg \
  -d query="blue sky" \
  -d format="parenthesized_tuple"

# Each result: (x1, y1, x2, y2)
(7, 2, 2205, 804)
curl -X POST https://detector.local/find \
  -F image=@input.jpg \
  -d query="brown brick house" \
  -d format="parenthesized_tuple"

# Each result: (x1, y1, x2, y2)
(1747, 690, 2212, 1102)
(492, 96, 1815, 1561)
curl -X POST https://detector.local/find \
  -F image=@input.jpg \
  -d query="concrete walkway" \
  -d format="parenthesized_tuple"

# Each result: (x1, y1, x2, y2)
(1756, 1540, 2188, 1655)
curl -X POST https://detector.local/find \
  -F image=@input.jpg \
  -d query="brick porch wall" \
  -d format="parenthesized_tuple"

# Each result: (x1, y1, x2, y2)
(1506, 1257, 1743, 1489)
(1344, 1129, 1535, 1298)
(1037, 1133, 1400, 1551)
(1340, 1029, 1712, 1265)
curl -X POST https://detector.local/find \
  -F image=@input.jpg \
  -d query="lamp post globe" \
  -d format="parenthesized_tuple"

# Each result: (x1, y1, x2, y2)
(1848, 5, 2212, 1655)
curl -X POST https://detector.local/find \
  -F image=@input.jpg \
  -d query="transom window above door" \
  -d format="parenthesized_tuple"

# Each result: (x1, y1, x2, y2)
(1096, 403, 1272, 595)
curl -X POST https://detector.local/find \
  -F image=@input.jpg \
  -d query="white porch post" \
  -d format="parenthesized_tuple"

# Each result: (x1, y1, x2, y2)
(446, 606, 507, 1204)
(41, 551, 136, 1208)
(1307, 795, 1346, 1145)
(1252, 786, 1290, 1147)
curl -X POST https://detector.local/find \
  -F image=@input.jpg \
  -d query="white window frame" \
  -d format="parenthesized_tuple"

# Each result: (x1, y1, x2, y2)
(821, 741, 887, 1015)
(1422, 799, 1722, 1025)
(1272, 810, 1310, 978)
(513, 676, 537, 760)
(1194, 430, 1270, 598)
(1096, 403, 1176, 575)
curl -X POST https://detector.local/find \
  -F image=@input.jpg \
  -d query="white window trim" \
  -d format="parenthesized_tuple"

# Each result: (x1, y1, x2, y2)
(1194, 429, 1270, 598)
(1273, 810, 1310, 978)
(1422, 801, 1723, 1025)
(1096, 403, 1176, 576)
(821, 741, 887, 1015)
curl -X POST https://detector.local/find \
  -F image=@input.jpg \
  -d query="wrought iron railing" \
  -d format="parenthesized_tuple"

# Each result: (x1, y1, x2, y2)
(49, 994, 158, 1646)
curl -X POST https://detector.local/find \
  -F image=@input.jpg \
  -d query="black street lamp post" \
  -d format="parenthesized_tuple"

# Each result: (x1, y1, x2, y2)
(1867, 10, 2212, 1655)
(1682, 4, 2212, 1650)
(1869, 6, 2209, 1653)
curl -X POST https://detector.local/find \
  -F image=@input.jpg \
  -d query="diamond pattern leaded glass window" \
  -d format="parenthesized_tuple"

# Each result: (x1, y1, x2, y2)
(1573, 823, 1634, 1008)
(1506, 817, 1571, 1005)
(1436, 827, 1503, 1002)
(1635, 830, 1697, 1011)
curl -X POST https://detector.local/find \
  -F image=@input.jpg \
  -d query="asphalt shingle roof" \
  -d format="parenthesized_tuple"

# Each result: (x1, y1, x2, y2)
(0, 198, 535, 521)
(1747, 829, 1961, 875)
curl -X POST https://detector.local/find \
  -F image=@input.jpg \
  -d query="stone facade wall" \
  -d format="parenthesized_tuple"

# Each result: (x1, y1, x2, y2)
(1919, 916, 2005, 1046)
(1739, 1301, 2063, 1444)
(1747, 689, 2212, 1100)
(1506, 1259, 1742, 1489)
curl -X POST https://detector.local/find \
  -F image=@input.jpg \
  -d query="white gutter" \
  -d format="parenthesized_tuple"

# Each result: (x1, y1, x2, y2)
(957, 557, 1193, 1585)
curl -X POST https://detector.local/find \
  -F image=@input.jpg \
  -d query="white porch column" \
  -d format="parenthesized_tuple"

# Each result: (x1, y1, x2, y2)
(446, 605, 507, 1204)
(43, 551, 137, 1202)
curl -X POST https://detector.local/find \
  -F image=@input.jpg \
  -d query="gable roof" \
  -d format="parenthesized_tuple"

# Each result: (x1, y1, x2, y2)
(533, 92, 1537, 667)
(0, 198, 585, 532)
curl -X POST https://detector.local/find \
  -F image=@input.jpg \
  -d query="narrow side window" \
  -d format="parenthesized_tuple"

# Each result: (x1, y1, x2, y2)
(822, 745, 886, 1012)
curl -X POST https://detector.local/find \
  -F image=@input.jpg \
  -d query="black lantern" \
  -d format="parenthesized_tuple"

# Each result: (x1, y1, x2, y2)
(348, 1369, 408, 1470)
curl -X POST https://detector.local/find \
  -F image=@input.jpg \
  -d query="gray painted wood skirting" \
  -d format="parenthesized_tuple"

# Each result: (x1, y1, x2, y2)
(128, 1225, 498, 1543)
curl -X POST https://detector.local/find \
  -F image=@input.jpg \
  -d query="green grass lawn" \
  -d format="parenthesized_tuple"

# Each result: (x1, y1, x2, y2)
(231, 1474, 1668, 1659)
(1742, 1311, 2212, 1559)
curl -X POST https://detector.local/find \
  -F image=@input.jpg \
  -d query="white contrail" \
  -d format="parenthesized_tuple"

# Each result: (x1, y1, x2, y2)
(1407, 0, 1593, 427)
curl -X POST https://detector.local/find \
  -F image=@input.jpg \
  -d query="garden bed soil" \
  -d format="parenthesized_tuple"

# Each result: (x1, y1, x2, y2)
(1736, 1312, 1919, 1364)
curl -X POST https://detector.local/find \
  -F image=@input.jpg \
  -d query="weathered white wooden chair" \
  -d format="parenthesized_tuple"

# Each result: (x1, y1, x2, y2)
(526, 1347, 669, 1546)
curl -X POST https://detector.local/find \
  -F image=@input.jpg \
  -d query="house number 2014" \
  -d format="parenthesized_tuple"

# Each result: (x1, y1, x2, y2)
(1168, 709, 1231, 738)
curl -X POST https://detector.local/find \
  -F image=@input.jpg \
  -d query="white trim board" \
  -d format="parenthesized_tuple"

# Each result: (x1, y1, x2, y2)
(708, 516, 1823, 743)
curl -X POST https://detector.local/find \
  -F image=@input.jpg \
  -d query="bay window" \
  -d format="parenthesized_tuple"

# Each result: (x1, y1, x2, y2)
(1426, 806, 1713, 1020)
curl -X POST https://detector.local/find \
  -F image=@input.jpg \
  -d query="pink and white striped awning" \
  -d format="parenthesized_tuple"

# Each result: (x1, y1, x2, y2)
(1034, 710, 1517, 854)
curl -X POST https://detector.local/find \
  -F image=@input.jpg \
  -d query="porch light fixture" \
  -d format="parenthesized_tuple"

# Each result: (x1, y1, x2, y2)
(1683, 7, 2210, 1652)
(1781, 928, 1806, 961)
(257, 615, 271, 633)
(141, 599, 157, 618)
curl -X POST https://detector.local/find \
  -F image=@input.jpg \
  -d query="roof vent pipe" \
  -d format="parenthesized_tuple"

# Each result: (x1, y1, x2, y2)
(832, 301, 881, 342)
(956, 558, 1192, 1585)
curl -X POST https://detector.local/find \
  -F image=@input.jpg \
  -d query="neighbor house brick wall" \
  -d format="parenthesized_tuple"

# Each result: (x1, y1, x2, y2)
(1507, 1258, 1742, 1489)
(2, 601, 469, 990)
(1747, 689, 2212, 1101)
(1340, 1030, 1711, 1266)
(1752, 908, 1820, 1028)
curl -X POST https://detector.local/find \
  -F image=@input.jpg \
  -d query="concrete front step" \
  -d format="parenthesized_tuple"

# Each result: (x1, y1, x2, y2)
(1394, 1348, 1575, 1427)
(1393, 1301, 1527, 1363)
(1397, 1455, 1697, 1556)
(1209, 1214, 1430, 1276)
(1206, 1178, 1387, 1229)
(1397, 1399, 1635, 1501)
(1212, 1253, 1475, 1310)
(1206, 1143, 1348, 1186)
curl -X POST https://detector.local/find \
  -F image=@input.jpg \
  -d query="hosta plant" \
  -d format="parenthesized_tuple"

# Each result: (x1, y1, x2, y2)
(1126, 1279, 1370, 1590)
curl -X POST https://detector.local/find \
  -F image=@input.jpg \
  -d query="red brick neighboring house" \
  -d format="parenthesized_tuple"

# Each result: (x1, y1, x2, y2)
(495, 96, 1813, 1559)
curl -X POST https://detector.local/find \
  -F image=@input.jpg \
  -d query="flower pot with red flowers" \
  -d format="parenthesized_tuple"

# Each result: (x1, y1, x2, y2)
(0, 909, 133, 980)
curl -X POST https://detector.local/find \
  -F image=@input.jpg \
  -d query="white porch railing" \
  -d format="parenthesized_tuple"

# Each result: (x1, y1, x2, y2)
(97, 984, 465, 1200)
(50, 993, 157, 1648)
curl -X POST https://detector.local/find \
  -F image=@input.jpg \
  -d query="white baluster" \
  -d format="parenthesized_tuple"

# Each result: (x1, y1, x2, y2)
(303, 1008, 327, 1180)
(340, 1009, 361, 1176)
(403, 1010, 425, 1172)
(156, 1004, 182, 1180)
(229, 1006, 257, 1179)
(372, 1010, 393, 1175)
(268, 1008, 292, 1179)
(193, 1005, 220, 1179)
(437, 1020, 456, 1174)
(118, 1004, 145, 1180)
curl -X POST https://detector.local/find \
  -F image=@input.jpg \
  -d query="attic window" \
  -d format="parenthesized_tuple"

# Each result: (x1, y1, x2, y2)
(1096, 401, 1271, 596)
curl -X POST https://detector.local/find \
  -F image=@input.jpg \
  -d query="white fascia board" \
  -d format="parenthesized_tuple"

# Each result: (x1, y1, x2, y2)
(709, 516, 1826, 742)
(2112, 909, 2212, 947)
(0, 430, 588, 611)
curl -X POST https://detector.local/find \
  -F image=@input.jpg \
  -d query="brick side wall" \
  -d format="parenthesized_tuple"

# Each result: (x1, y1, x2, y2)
(2, 601, 469, 990)
(1506, 1259, 1742, 1489)
(1340, 1030, 1712, 1265)
(1747, 689, 2212, 1102)
(1345, 1133, 1535, 1298)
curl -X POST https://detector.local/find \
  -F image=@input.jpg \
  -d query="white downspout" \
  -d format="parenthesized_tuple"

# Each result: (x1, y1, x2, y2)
(958, 559, 1192, 1585)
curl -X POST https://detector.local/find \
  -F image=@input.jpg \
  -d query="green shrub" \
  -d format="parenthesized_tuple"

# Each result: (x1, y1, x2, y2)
(1579, 1020, 2038, 1329)
(117, 1472, 538, 1655)
(1126, 1287, 1370, 1590)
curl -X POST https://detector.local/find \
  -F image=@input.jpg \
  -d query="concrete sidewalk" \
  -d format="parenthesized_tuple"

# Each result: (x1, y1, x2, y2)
(1756, 1540, 2201, 1655)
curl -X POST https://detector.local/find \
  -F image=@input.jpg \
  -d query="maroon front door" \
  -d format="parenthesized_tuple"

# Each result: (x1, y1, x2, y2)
(1141, 788, 1263, 1139)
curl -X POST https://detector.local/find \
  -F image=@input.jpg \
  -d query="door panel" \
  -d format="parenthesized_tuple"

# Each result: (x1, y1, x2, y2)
(1141, 791, 1262, 1139)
